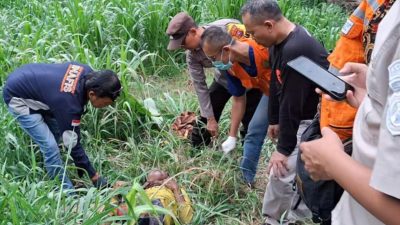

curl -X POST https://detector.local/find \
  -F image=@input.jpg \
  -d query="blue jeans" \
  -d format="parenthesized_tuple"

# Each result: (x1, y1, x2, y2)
(241, 95, 269, 183)
(8, 108, 74, 190)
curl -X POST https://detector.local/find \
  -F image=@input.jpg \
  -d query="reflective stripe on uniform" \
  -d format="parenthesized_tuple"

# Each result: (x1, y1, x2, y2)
(364, 0, 382, 25)
(369, 0, 380, 11)
(353, 6, 366, 20)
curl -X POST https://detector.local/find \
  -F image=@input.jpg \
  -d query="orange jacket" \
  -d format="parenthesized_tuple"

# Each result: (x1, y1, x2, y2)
(322, 0, 385, 140)
(229, 37, 271, 96)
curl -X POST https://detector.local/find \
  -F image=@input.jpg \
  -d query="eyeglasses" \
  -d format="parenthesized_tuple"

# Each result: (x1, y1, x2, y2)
(205, 39, 234, 61)
(205, 50, 222, 62)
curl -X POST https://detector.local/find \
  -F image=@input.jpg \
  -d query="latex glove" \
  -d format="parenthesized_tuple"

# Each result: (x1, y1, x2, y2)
(221, 136, 237, 154)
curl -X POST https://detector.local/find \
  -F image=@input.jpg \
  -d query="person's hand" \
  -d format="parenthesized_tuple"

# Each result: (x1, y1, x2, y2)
(317, 62, 368, 108)
(164, 178, 179, 191)
(268, 124, 279, 142)
(267, 151, 288, 178)
(91, 173, 111, 189)
(300, 127, 345, 181)
(221, 136, 237, 154)
(207, 117, 219, 137)
(165, 178, 185, 204)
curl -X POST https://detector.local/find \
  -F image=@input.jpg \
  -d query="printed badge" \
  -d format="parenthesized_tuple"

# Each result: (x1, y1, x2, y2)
(341, 19, 354, 35)
(228, 24, 245, 38)
(387, 93, 400, 136)
(387, 59, 400, 136)
(60, 64, 84, 94)
(388, 59, 400, 92)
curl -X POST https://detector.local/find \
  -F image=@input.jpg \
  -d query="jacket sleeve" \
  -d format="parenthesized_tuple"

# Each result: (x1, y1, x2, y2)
(186, 51, 215, 119)
(225, 71, 246, 97)
(54, 99, 96, 178)
(276, 66, 315, 156)
(268, 71, 280, 125)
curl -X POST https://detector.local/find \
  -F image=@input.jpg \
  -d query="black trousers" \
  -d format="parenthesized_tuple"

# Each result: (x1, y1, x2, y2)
(191, 80, 262, 147)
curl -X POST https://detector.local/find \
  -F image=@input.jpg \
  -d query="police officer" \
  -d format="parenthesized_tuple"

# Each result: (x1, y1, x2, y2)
(166, 12, 262, 147)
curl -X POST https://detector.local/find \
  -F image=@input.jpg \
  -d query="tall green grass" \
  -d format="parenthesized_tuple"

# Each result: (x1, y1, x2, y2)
(0, 0, 346, 224)
(0, 0, 346, 81)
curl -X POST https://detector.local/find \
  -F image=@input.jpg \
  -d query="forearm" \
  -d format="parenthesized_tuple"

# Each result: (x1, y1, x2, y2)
(194, 86, 214, 119)
(328, 151, 400, 225)
(188, 56, 214, 118)
(229, 95, 246, 137)
(70, 144, 97, 178)
(277, 115, 300, 156)
(172, 188, 185, 204)
(268, 79, 279, 125)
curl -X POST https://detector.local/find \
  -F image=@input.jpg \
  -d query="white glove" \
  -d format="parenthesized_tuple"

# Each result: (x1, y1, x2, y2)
(221, 136, 237, 154)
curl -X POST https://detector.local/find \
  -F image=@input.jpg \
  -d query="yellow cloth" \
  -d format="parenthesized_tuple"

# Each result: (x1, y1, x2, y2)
(132, 186, 193, 225)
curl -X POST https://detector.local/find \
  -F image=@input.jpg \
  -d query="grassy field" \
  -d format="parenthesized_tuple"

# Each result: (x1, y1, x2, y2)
(0, 0, 347, 224)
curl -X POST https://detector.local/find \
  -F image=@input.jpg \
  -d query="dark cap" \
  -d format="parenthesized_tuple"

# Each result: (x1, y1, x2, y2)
(166, 12, 195, 50)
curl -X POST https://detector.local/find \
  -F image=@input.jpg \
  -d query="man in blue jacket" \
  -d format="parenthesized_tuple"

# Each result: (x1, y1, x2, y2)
(3, 62, 122, 190)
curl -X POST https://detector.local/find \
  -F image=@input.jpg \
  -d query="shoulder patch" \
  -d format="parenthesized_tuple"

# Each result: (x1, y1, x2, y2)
(389, 59, 400, 92)
(387, 93, 400, 136)
(60, 64, 84, 94)
(341, 19, 354, 35)
(227, 23, 247, 39)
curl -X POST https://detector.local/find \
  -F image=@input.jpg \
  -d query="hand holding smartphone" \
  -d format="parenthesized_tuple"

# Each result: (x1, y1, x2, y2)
(287, 56, 354, 101)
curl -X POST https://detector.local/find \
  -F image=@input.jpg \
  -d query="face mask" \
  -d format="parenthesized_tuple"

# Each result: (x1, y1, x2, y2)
(212, 40, 233, 70)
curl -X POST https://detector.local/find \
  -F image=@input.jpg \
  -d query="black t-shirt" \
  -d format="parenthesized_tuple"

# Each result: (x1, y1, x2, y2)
(268, 25, 329, 156)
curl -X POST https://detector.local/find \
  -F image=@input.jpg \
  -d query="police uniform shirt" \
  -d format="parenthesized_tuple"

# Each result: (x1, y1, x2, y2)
(332, 1, 400, 224)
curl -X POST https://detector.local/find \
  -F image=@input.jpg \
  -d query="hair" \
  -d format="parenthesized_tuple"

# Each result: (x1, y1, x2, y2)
(84, 70, 122, 100)
(200, 26, 233, 50)
(142, 169, 170, 189)
(240, 0, 283, 23)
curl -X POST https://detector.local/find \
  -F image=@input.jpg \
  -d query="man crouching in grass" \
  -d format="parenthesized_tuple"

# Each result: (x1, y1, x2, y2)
(2, 62, 122, 191)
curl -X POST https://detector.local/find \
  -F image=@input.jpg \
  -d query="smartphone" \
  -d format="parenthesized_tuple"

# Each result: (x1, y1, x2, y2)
(287, 56, 354, 101)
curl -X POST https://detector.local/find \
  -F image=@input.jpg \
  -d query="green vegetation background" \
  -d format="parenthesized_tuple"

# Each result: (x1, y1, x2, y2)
(0, 0, 347, 224)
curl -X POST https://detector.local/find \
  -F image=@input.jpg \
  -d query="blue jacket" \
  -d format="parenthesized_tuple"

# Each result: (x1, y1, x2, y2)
(3, 62, 96, 178)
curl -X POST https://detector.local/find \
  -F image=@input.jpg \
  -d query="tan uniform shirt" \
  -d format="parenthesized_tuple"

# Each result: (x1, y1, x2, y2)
(332, 1, 400, 224)
(186, 19, 241, 119)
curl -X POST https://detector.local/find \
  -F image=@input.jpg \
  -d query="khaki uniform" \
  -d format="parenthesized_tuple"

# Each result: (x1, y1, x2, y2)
(332, 1, 400, 224)
(186, 19, 245, 118)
